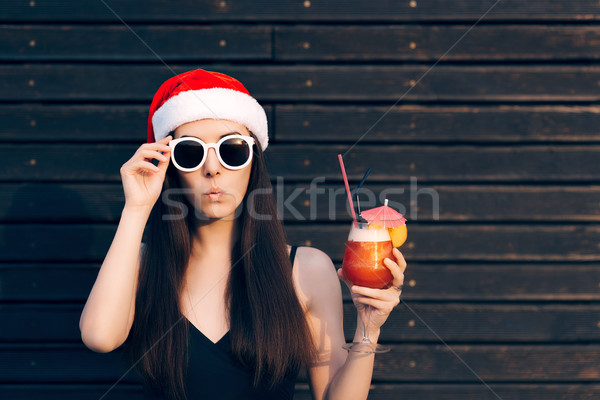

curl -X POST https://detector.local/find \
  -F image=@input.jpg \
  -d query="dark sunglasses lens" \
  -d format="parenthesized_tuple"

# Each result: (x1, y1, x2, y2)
(220, 138, 251, 167)
(174, 140, 205, 169)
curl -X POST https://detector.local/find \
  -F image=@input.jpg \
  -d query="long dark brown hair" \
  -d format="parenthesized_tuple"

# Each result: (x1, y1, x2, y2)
(124, 133, 316, 399)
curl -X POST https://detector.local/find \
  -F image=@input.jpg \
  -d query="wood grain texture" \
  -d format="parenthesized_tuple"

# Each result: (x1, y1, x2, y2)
(3, 183, 599, 223)
(0, 264, 97, 301)
(0, 104, 273, 142)
(274, 105, 600, 143)
(0, 183, 125, 222)
(264, 145, 600, 182)
(4, 344, 600, 382)
(275, 183, 600, 222)
(3, 105, 600, 143)
(5, 65, 600, 102)
(3, 263, 598, 302)
(287, 224, 600, 261)
(1, 224, 599, 262)
(3, 0, 600, 395)
(4, 144, 600, 182)
(4, 24, 599, 62)
(372, 344, 600, 381)
(0, 25, 271, 61)
(3, 1, 600, 22)
(3, 303, 600, 343)
(2, 384, 600, 400)
(387, 264, 600, 301)
(275, 25, 600, 61)
(0, 345, 134, 383)
(0, 384, 142, 400)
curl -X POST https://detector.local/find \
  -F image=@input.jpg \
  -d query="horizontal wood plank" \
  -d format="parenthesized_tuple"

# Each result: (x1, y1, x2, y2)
(4, 303, 600, 343)
(1, 0, 598, 393)
(0, 264, 96, 301)
(275, 105, 600, 143)
(5, 65, 600, 102)
(1, 383, 600, 400)
(2, 144, 136, 181)
(0, 25, 271, 61)
(0, 225, 117, 262)
(1, 306, 84, 342)
(394, 264, 600, 302)
(0, 183, 124, 223)
(3, 144, 600, 183)
(2, 183, 600, 223)
(3, 1, 600, 22)
(0, 384, 143, 400)
(299, 383, 600, 400)
(374, 303, 600, 343)
(0, 104, 273, 143)
(0, 224, 599, 262)
(4, 25, 600, 62)
(0, 345, 135, 383)
(372, 345, 600, 382)
(267, 145, 600, 182)
(273, 183, 600, 222)
(288, 224, 600, 261)
(3, 344, 600, 382)
(276, 25, 600, 61)
(4, 104, 600, 143)
(3, 263, 598, 302)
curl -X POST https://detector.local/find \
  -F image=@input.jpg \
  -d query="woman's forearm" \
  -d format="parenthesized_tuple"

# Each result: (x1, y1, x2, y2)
(79, 205, 151, 352)
(324, 323, 380, 400)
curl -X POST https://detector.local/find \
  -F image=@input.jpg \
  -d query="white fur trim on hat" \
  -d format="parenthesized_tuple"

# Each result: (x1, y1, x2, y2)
(152, 88, 269, 150)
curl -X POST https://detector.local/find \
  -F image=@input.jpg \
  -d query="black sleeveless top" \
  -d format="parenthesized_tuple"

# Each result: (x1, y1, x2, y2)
(143, 245, 300, 400)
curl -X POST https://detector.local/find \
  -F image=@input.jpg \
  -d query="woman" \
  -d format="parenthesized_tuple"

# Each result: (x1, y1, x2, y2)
(79, 69, 407, 400)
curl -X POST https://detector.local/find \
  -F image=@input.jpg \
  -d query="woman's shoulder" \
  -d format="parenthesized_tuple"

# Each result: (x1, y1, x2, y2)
(289, 245, 341, 309)
(293, 245, 332, 265)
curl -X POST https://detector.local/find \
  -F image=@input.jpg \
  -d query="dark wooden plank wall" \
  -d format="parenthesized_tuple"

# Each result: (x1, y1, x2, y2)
(1, 1, 600, 398)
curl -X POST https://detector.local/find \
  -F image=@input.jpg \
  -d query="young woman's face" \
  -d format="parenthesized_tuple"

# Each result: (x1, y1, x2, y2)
(173, 119, 253, 221)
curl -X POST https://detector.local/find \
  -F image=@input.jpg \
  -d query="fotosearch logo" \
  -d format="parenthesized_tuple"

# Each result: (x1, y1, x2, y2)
(161, 176, 439, 221)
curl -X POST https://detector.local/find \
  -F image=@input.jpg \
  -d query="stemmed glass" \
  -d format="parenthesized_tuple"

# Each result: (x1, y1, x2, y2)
(342, 222, 393, 353)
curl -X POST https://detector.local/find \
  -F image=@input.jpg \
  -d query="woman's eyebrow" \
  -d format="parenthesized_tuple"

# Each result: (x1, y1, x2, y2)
(219, 132, 241, 138)
(180, 132, 241, 139)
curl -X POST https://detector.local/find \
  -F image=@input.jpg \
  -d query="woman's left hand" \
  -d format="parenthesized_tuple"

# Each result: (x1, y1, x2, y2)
(337, 247, 407, 335)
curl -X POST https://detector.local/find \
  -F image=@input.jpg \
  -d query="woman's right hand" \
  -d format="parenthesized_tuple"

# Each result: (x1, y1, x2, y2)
(120, 136, 172, 212)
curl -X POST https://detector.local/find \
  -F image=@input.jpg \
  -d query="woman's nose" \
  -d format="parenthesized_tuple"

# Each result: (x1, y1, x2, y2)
(202, 148, 221, 176)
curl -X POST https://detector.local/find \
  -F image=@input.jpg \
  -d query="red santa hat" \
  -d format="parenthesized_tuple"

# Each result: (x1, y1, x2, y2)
(147, 69, 269, 150)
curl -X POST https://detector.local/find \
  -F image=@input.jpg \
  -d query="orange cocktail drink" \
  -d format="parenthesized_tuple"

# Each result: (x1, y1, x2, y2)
(342, 223, 393, 289)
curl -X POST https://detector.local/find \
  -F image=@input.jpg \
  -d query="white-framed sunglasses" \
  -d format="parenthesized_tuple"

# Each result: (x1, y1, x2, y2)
(168, 134, 255, 172)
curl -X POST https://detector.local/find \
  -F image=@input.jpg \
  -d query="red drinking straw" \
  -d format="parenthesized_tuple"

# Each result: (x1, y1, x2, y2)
(338, 154, 358, 227)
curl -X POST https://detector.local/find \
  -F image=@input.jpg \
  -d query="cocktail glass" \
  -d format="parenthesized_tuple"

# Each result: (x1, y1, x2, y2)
(342, 222, 393, 353)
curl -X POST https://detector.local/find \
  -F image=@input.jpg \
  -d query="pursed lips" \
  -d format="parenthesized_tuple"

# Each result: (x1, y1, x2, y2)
(205, 187, 223, 201)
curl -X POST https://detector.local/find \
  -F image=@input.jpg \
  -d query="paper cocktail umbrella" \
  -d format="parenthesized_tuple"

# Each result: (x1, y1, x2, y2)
(360, 199, 407, 247)
(360, 199, 406, 228)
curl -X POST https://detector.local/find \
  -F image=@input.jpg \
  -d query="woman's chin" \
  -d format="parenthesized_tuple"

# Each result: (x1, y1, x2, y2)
(194, 204, 240, 222)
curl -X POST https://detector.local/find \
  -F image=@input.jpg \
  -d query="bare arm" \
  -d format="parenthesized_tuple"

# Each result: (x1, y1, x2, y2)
(79, 136, 172, 353)
(79, 207, 149, 352)
(297, 247, 406, 400)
